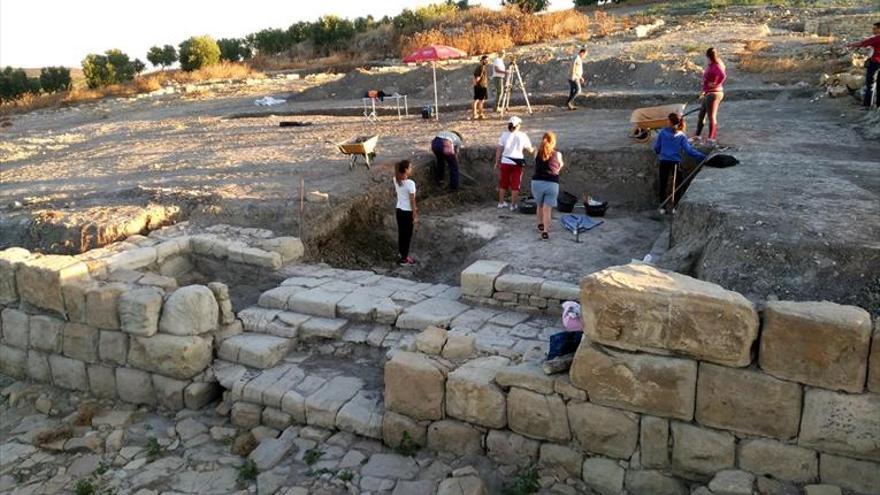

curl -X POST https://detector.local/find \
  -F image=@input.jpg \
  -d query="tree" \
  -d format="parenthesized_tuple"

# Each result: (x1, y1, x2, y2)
(132, 59, 146, 75)
(354, 15, 377, 33)
(81, 49, 136, 88)
(218, 38, 252, 62)
(502, 0, 549, 13)
(39, 66, 71, 93)
(147, 44, 177, 69)
(310, 16, 356, 54)
(0, 67, 42, 101)
(178, 35, 221, 71)
(247, 28, 292, 56)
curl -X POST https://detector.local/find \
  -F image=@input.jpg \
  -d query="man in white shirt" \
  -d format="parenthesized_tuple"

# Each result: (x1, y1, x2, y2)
(566, 48, 586, 110)
(494, 116, 535, 211)
(491, 51, 508, 112)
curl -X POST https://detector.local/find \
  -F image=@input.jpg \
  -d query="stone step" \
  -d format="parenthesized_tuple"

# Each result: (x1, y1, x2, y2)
(217, 334, 292, 369)
(215, 354, 385, 439)
(238, 306, 350, 342)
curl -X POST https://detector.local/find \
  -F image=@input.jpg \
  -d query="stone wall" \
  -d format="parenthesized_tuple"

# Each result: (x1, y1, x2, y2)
(0, 226, 305, 410)
(460, 260, 580, 315)
(388, 262, 880, 495)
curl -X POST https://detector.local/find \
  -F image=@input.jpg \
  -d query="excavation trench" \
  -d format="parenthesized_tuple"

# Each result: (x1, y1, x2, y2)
(308, 145, 686, 285)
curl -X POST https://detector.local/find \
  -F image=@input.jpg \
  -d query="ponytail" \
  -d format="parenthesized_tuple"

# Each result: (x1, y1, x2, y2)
(538, 132, 557, 162)
(667, 113, 685, 133)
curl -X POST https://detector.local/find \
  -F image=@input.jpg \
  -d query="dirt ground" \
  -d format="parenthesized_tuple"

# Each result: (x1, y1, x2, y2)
(1, 5, 878, 310)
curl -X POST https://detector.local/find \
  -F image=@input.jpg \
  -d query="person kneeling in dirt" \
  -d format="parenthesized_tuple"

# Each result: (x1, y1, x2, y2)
(431, 130, 463, 192)
(653, 113, 706, 215)
(846, 22, 880, 109)
(495, 116, 535, 211)
(394, 160, 418, 266)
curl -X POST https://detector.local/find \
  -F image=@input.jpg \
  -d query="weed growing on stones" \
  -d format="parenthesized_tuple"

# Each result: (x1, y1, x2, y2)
(74, 479, 95, 495)
(303, 447, 324, 466)
(338, 469, 353, 482)
(502, 466, 540, 495)
(237, 458, 258, 483)
(395, 430, 420, 456)
(310, 467, 336, 478)
(146, 437, 162, 459)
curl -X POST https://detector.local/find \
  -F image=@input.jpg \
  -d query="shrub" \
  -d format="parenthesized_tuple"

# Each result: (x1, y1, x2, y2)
(82, 49, 136, 88)
(237, 459, 258, 483)
(0, 67, 41, 101)
(147, 44, 178, 69)
(310, 16, 356, 54)
(501, 0, 549, 13)
(39, 67, 71, 93)
(179, 36, 221, 71)
(393, 3, 458, 35)
(218, 38, 252, 62)
(248, 28, 293, 56)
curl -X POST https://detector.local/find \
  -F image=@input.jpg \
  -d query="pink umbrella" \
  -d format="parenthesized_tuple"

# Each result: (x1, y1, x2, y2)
(403, 44, 467, 120)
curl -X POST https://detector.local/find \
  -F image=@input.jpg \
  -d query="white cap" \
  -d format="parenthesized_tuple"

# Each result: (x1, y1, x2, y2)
(508, 116, 522, 127)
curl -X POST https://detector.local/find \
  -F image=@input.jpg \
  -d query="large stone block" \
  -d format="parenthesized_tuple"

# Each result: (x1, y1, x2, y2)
(158, 285, 218, 336)
(760, 301, 872, 393)
(580, 263, 759, 367)
(570, 341, 697, 421)
(495, 363, 555, 394)
(27, 350, 52, 382)
(507, 387, 570, 442)
(819, 453, 880, 495)
(219, 334, 289, 369)
(88, 364, 117, 399)
(16, 255, 89, 315)
(539, 444, 583, 479)
(799, 388, 880, 462)
(62, 279, 94, 323)
(118, 287, 163, 337)
(486, 429, 540, 467)
(384, 351, 449, 421)
(99, 330, 128, 366)
(259, 237, 304, 264)
(62, 323, 99, 363)
(289, 288, 346, 318)
(426, 419, 483, 456)
(625, 470, 687, 495)
(568, 401, 638, 459)
(737, 438, 817, 483)
(128, 334, 212, 380)
(696, 363, 802, 439)
(29, 315, 63, 353)
(152, 374, 187, 410)
(396, 297, 470, 330)
(495, 274, 544, 295)
(185, 382, 220, 410)
(49, 354, 88, 391)
(305, 376, 364, 429)
(383, 411, 428, 450)
(0, 247, 31, 304)
(116, 367, 155, 405)
(0, 344, 27, 378)
(85, 283, 126, 330)
(670, 422, 735, 478)
(446, 356, 508, 428)
(640, 416, 670, 469)
(1, 308, 29, 349)
(461, 260, 508, 297)
(582, 457, 625, 495)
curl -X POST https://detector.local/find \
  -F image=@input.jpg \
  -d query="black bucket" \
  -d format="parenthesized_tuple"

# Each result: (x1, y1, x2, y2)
(518, 197, 537, 214)
(557, 191, 577, 213)
(585, 201, 609, 217)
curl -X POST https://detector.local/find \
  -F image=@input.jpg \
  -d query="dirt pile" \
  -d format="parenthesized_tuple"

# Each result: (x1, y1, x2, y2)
(291, 56, 702, 103)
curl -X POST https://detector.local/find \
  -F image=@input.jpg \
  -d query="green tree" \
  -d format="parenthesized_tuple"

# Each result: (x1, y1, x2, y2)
(147, 44, 178, 69)
(39, 66, 71, 93)
(247, 28, 292, 56)
(81, 49, 136, 88)
(217, 38, 252, 62)
(310, 16, 355, 53)
(287, 22, 311, 44)
(354, 15, 377, 33)
(0, 67, 42, 101)
(178, 35, 221, 71)
(132, 59, 146, 74)
(502, 0, 549, 13)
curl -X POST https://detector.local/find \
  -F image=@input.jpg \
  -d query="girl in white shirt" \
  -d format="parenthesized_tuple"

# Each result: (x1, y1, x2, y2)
(394, 160, 418, 266)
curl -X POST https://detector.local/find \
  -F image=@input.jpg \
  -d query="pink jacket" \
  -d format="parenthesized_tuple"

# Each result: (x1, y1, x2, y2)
(702, 63, 727, 93)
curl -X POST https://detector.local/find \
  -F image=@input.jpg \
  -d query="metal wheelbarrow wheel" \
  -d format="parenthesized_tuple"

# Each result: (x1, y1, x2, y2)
(629, 126, 651, 143)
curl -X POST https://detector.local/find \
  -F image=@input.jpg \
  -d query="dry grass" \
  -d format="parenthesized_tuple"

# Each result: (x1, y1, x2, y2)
(399, 8, 590, 57)
(739, 55, 829, 73)
(743, 39, 771, 53)
(0, 62, 261, 116)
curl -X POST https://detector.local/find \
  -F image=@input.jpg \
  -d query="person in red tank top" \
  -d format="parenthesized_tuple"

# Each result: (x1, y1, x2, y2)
(694, 47, 727, 144)
(847, 22, 880, 108)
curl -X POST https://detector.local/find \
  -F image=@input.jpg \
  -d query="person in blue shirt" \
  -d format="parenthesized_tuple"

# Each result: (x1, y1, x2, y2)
(653, 113, 707, 214)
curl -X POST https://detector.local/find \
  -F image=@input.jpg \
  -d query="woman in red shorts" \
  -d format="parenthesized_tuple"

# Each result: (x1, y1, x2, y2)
(494, 116, 535, 211)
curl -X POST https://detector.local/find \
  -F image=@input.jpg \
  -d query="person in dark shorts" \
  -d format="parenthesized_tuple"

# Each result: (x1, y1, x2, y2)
(431, 130, 463, 191)
(472, 55, 489, 119)
(531, 131, 564, 240)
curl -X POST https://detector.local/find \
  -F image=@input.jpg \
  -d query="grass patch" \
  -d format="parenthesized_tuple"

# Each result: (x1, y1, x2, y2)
(338, 469, 353, 482)
(502, 466, 540, 495)
(145, 437, 162, 460)
(74, 479, 96, 495)
(394, 431, 420, 457)
(303, 447, 324, 466)
(237, 458, 258, 483)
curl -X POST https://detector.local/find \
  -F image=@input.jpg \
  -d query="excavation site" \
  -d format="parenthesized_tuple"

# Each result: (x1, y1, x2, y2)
(0, 3, 879, 495)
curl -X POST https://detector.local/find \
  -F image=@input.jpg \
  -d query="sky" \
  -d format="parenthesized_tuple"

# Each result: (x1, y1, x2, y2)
(0, 0, 513, 68)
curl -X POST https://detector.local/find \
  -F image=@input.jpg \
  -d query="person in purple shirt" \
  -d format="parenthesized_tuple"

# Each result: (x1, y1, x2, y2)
(654, 113, 707, 214)
(694, 47, 727, 145)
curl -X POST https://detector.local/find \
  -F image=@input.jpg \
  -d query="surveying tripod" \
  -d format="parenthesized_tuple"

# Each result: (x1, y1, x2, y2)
(499, 59, 533, 117)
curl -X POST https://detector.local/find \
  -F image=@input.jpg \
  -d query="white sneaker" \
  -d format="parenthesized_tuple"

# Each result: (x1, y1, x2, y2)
(497, 202, 509, 209)
(658, 208, 667, 215)
(509, 203, 518, 212)
(705, 139, 717, 147)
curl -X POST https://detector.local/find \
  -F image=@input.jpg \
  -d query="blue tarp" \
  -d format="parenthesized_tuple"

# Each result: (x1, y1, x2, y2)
(560, 214, 604, 234)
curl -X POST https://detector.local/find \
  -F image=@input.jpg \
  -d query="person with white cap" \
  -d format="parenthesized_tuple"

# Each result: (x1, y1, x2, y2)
(495, 116, 535, 211)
